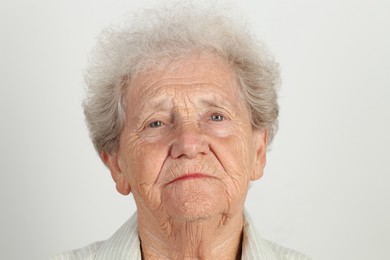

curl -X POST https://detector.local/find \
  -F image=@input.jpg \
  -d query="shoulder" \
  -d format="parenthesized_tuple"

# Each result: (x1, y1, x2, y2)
(51, 213, 141, 260)
(242, 211, 311, 260)
(50, 241, 104, 260)
(265, 240, 312, 260)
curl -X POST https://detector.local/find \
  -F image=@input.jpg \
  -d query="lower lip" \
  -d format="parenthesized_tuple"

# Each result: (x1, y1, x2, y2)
(168, 174, 208, 184)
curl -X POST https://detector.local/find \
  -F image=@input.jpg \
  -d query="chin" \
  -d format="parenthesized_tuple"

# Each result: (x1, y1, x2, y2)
(164, 190, 225, 222)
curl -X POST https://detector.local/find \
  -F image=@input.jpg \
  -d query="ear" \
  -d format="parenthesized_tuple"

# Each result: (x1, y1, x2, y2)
(250, 130, 268, 181)
(100, 151, 131, 195)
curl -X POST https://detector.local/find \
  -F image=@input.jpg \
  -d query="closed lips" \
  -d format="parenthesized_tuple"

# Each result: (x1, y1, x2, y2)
(166, 173, 213, 185)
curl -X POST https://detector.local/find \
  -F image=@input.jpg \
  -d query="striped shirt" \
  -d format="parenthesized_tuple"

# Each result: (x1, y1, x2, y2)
(51, 212, 311, 260)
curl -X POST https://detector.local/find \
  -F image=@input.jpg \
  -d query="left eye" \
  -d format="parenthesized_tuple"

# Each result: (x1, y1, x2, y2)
(210, 114, 224, 122)
(148, 121, 163, 128)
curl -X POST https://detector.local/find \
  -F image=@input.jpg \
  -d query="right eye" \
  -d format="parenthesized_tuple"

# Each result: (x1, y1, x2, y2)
(148, 120, 163, 128)
(210, 114, 225, 122)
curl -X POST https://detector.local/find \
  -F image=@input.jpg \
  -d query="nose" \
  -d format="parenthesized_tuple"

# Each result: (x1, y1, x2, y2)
(170, 122, 210, 159)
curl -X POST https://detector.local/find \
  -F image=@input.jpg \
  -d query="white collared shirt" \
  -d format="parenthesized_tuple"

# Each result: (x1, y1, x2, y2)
(51, 212, 311, 260)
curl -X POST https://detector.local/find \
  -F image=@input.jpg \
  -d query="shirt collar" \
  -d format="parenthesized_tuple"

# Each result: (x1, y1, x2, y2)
(95, 213, 141, 260)
(94, 211, 277, 260)
(242, 210, 278, 260)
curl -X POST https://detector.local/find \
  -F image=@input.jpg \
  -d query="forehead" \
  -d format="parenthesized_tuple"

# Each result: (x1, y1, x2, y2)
(127, 53, 241, 104)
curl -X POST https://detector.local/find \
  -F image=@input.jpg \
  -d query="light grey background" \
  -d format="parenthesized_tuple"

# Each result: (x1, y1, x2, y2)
(1, 0, 389, 259)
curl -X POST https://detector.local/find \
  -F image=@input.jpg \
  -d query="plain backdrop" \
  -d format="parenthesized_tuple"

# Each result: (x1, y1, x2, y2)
(1, 0, 389, 259)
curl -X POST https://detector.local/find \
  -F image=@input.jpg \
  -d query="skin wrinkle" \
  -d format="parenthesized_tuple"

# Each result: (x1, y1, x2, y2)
(103, 53, 267, 259)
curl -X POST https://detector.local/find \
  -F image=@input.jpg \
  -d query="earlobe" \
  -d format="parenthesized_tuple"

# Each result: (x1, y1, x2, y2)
(250, 130, 268, 181)
(114, 175, 131, 195)
(100, 151, 131, 195)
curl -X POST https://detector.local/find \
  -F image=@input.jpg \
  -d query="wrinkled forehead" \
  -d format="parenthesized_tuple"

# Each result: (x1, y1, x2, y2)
(135, 89, 239, 114)
(126, 52, 242, 103)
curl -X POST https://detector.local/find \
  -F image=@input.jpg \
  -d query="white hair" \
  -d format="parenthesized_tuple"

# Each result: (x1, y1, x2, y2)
(83, 2, 280, 154)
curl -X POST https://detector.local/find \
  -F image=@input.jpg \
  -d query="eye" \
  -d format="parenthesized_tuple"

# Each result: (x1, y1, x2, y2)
(210, 114, 225, 122)
(148, 120, 163, 128)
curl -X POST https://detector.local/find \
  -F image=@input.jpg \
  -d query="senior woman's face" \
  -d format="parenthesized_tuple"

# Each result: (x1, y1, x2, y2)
(104, 53, 267, 221)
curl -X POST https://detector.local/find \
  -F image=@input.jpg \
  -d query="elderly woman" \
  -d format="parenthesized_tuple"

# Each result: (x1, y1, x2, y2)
(53, 3, 310, 260)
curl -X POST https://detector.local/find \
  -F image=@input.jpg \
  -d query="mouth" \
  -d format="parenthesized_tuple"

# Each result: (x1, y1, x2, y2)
(166, 173, 211, 185)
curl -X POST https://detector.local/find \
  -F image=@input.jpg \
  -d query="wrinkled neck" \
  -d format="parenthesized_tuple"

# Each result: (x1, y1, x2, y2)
(138, 211, 244, 260)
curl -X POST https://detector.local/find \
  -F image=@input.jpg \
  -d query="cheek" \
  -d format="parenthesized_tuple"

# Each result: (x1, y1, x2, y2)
(203, 119, 236, 138)
(124, 137, 170, 187)
(212, 132, 254, 181)
(210, 135, 252, 210)
(139, 124, 172, 143)
(119, 138, 170, 210)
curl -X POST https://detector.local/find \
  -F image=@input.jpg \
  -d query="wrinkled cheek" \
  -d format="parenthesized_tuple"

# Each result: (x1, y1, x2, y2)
(220, 141, 252, 178)
(130, 143, 161, 181)
(217, 137, 252, 204)
(130, 169, 164, 212)
(128, 146, 166, 209)
(223, 171, 250, 206)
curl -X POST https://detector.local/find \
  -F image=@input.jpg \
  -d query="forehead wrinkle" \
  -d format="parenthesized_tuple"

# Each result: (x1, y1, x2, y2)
(141, 75, 218, 92)
(129, 65, 243, 111)
(146, 83, 241, 114)
(173, 89, 201, 119)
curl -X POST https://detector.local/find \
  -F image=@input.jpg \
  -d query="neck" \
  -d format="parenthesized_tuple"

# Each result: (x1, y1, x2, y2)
(138, 210, 244, 260)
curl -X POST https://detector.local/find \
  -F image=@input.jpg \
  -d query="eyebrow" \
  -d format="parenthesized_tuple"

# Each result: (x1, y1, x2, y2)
(135, 86, 240, 118)
(198, 91, 241, 111)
